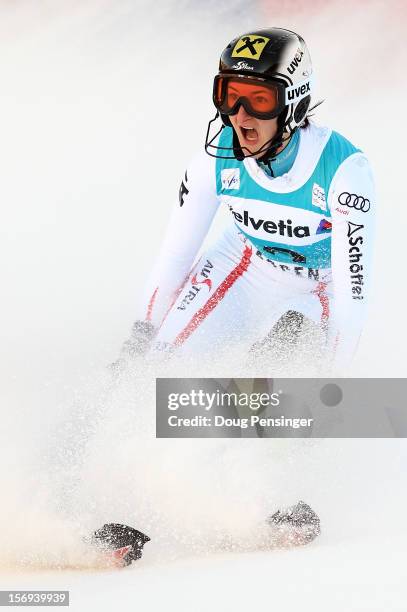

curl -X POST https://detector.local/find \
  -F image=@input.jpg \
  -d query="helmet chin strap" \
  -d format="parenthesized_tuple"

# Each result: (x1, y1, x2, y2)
(232, 115, 294, 163)
(227, 101, 293, 162)
(204, 110, 298, 161)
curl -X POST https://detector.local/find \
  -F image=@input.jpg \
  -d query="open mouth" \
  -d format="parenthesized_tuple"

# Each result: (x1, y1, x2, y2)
(240, 126, 259, 144)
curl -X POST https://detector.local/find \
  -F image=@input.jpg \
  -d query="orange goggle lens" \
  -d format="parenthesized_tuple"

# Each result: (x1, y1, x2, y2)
(214, 76, 282, 118)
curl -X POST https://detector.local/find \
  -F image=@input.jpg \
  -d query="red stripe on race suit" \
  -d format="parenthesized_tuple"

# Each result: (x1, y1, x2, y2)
(312, 281, 330, 329)
(173, 245, 253, 347)
(146, 287, 159, 322)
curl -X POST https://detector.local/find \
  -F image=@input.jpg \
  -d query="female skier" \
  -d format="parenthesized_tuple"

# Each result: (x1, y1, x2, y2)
(122, 27, 375, 373)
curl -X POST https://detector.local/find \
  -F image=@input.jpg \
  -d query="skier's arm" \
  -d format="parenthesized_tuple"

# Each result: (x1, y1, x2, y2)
(136, 150, 219, 329)
(327, 152, 375, 372)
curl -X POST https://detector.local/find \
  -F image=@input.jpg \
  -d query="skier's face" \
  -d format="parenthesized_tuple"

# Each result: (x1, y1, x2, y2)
(230, 105, 279, 158)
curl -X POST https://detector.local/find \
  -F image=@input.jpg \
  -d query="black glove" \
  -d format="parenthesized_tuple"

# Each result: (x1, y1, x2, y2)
(92, 523, 150, 566)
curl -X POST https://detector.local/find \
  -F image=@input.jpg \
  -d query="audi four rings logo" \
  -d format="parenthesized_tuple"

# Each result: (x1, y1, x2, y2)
(338, 192, 371, 213)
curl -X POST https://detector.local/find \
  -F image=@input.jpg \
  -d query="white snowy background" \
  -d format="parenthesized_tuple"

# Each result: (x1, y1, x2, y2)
(0, 1, 406, 610)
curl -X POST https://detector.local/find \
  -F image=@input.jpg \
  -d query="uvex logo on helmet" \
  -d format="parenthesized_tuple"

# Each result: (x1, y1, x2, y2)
(287, 49, 304, 74)
(285, 79, 312, 103)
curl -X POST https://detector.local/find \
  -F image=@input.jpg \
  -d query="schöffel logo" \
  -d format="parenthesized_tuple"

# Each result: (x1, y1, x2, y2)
(347, 222, 364, 300)
(221, 168, 240, 190)
(316, 219, 332, 234)
(338, 192, 371, 213)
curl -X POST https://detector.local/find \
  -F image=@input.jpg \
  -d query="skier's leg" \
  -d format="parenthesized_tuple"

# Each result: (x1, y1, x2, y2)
(247, 276, 332, 374)
(149, 226, 332, 365)
(149, 227, 260, 357)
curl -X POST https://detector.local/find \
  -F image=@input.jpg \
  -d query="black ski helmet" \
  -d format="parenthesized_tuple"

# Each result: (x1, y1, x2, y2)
(205, 27, 313, 161)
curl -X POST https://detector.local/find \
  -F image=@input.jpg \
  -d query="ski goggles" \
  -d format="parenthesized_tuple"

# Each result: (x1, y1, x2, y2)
(213, 74, 286, 120)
